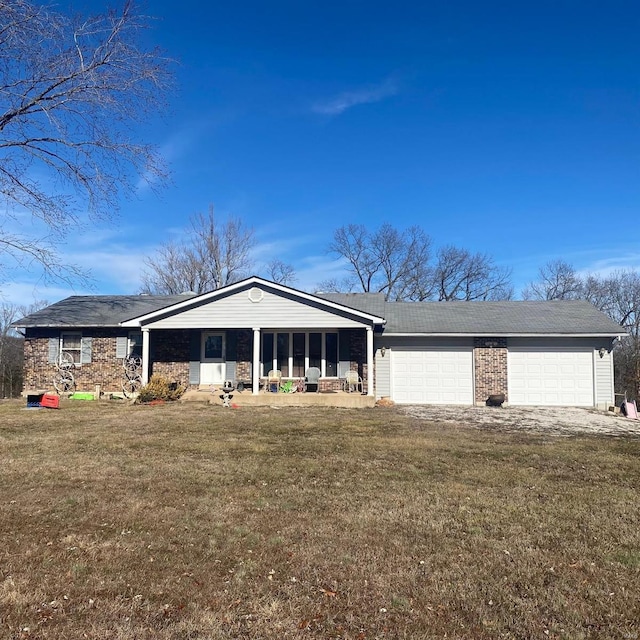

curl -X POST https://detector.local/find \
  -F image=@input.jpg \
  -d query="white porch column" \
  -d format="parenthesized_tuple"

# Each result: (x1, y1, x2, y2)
(252, 328, 261, 395)
(366, 326, 374, 396)
(141, 327, 150, 385)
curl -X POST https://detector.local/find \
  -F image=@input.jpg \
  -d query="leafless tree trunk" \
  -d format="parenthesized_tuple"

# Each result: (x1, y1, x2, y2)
(0, 0, 172, 284)
(141, 207, 255, 294)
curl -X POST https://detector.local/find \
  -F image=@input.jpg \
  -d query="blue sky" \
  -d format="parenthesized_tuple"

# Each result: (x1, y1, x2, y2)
(3, 0, 639, 305)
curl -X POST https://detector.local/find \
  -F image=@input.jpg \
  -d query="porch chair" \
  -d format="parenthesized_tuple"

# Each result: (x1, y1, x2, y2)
(343, 369, 363, 393)
(304, 367, 321, 393)
(266, 369, 282, 393)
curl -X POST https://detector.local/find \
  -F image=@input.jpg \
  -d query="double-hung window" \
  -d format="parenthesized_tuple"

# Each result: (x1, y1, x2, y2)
(128, 331, 143, 358)
(61, 332, 82, 364)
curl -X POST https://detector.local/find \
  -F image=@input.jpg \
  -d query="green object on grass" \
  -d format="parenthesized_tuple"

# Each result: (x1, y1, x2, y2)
(70, 392, 95, 400)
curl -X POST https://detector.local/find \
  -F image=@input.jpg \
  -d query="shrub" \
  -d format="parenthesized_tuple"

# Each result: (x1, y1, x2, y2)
(136, 375, 185, 403)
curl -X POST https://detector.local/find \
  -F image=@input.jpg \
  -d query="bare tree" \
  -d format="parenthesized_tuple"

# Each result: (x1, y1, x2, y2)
(522, 259, 584, 300)
(314, 277, 356, 294)
(433, 246, 513, 301)
(584, 270, 640, 399)
(141, 208, 255, 294)
(0, 299, 47, 397)
(328, 223, 432, 301)
(0, 0, 172, 284)
(266, 260, 297, 286)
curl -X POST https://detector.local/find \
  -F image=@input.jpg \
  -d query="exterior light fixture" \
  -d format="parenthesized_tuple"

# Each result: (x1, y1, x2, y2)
(380, 346, 386, 357)
(598, 347, 607, 358)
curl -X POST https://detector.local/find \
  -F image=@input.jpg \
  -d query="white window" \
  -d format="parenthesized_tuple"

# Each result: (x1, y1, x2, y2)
(61, 332, 82, 364)
(261, 331, 339, 377)
(128, 332, 143, 358)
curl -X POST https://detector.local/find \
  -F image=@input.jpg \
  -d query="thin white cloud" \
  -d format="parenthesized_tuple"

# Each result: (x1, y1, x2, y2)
(312, 79, 399, 116)
(293, 256, 351, 293)
(576, 253, 640, 279)
(135, 123, 207, 193)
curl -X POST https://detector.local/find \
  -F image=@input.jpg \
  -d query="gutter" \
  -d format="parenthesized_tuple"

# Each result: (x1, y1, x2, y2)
(382, 332, 627, 338)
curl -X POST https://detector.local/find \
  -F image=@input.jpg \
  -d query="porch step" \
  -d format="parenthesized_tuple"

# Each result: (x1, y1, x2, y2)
(179, 389, 375, 408)
(181, 390, 214, 403)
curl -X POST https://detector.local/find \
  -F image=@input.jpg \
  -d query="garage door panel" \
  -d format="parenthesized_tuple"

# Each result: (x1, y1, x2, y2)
(508, 348, 593, 407)
(392, 348, 473, 405)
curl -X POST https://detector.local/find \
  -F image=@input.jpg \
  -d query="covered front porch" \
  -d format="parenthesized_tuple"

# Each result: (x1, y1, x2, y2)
(122, 278, 387, 399)
(139, 325, 376, 396)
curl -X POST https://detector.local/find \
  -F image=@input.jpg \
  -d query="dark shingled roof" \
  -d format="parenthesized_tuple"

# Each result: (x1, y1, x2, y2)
(14, 289, 624, 336)
(13, 294, 197, 328)
(316, 294, 624, 335)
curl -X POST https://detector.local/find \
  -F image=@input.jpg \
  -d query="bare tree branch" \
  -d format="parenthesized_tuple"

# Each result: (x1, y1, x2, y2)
(140, 207, 255, 294)
(328, 223, 433, 300)
(522, 260, 583, 300)
(0, 0, 173, 284)
(433, 246, 513, 301)
(266, 259, 296, 286)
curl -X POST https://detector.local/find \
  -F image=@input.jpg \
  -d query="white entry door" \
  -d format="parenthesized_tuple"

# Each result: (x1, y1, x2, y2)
(200, 332, 225, 385)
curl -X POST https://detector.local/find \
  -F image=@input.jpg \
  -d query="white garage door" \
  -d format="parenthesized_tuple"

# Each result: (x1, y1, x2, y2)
(391, 348, 474, 405)
(508, 348, 594, 406)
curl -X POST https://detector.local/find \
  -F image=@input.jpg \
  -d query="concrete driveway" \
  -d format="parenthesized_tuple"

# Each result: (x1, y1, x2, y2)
(400, 404, 640, 437)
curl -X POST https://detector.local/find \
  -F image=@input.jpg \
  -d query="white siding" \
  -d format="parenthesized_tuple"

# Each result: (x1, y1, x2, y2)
(144, 288, 370, 330)
(594, 349, 614, 409)
(375, 348, 391, 399)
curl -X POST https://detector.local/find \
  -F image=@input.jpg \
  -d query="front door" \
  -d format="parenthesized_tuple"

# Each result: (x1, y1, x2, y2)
(200, 332, 225, 385)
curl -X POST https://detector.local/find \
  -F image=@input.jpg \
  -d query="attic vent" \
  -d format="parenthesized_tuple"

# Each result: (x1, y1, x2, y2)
(248, 287, 264, 303)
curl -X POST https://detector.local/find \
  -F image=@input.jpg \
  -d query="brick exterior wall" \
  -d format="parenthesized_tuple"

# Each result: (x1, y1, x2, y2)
(24, 327, 371, 395)
(235, 329, 253, 384)
(24, 329, 126, 393)
(474, 337, 508, 404)
(23, 329, 193, 395)
(150, 329, 191, 388)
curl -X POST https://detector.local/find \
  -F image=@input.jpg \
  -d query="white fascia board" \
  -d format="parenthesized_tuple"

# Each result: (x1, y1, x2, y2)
(120, 276, 386, 327)
(121, 319, 141, 327)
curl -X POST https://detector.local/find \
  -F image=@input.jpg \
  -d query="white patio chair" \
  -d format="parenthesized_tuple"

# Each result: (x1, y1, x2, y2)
(343, 370, 363, 393)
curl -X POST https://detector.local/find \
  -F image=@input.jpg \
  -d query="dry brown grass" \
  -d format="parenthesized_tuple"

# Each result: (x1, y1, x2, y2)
(0, 399, 639, 639)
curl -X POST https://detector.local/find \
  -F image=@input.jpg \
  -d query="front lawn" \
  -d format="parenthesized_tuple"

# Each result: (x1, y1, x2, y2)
(1, 401, 639, 639)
